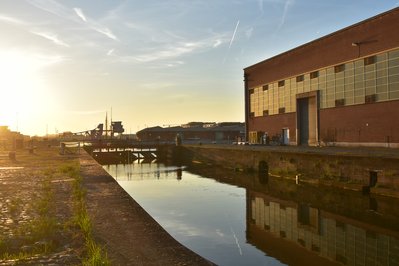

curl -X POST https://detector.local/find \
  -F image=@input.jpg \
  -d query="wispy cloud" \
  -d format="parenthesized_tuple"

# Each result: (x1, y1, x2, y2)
(213, 39, 222, 48)
(129, 36, 223, 63)
(34, 54, 67, 67)
(258, 0, 264, 14)
(107, 49, 114, 56)
(245, 27, 254, 39)
(133, 42, 200, 63)
(73, 7, 87, 22)
(0, 13, 70, 48)
(93, 27, 118, 41)
(0, 14, 25, 25)
(165, 61, 184, 67)
(28, 0, 118, 41)
(27, 0, 72, 20)
(279, 0, 294, 29)
(31, 31, 69, 47)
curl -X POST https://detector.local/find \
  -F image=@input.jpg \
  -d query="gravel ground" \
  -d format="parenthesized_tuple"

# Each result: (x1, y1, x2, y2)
(0, 148, 83, 265)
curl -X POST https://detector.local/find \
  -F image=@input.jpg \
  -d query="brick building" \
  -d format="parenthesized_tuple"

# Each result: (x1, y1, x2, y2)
(244, 8, 399, 147)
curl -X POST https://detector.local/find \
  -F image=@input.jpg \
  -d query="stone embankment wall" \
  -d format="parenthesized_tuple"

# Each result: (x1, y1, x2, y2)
(180, 145, 399, 191)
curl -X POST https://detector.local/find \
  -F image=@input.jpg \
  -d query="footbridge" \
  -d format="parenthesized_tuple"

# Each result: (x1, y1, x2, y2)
(81, 140, 176, 165)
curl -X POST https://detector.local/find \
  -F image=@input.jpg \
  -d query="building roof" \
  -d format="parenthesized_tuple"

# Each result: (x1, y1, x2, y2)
(244, 7, 399, 71)
(138, 124, 244, 134)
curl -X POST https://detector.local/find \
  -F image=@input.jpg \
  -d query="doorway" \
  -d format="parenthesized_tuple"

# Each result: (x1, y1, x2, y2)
(296, 91, 319, 146)
(297, 98, 309, 145)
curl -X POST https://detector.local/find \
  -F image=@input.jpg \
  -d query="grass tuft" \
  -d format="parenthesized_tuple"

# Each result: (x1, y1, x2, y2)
(67, 163, 110, 265)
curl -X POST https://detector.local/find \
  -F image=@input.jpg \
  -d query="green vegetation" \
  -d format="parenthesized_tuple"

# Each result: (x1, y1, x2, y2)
(65, 162, 110, 266)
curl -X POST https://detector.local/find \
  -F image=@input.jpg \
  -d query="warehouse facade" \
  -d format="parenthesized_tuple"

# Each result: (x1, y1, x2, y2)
(244, 7, 399, 147)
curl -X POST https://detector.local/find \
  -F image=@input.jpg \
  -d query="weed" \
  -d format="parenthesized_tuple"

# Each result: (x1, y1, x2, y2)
(67, 164, 110, 265)
(1, 251, 33, 261)
(76, 209, 92, 239)
(83, 239, 109, 266)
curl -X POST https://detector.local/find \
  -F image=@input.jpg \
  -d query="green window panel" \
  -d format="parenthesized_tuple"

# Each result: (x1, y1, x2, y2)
(354, 73, 364, 83)
(377, 92, 388, 101)
(376, 77, 388, 86)
(376, 84, 388, 94)
(389, 90, 399, 100)
(336, 78, 344, 87)
(376, 53, 387, 62)
(390, 73, 399, 83)
(389, 82, 399, 92)
(335, 86, 344, 94)
(354, 88, 365, 96)
(336, 92, 344, 99)
(354, 95, 365, 104)
(388, 58, 399, 69)
(250, 48, 399, 114)
(376, 69, 388, 78)
(365, 87, 375, 96)
(345, 97, 354, 105)
(388, 49, 399, 59)
(354, 81, 364, 89)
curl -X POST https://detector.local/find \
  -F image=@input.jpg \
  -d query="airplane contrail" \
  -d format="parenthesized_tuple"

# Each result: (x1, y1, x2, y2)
(228, 20, 240, 50)
(223, 20, 240, 63)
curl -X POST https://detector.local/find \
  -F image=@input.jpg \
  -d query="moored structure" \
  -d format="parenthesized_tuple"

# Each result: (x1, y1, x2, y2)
(244, 7, 399, 147)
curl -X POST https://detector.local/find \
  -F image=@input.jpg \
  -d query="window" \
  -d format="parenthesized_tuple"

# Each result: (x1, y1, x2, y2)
(364, 56, 376, 66)
(249, 112, 255, 118)
(310, 71, 319, 79)
(365, 94, 377, 103)
(334, 64, 345, 73)
(278, 80, 285, 87)
(278, 107, 285, 114)
(263, 110, 269, 116)
(249, 88, 254, 94)
(296, 75, 304, 82)
(262, 84, 269, 91)
(335, 99, 345, 107)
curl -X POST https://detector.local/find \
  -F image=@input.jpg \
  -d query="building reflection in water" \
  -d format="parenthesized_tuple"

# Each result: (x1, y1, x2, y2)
(103, 162, 184, 181)
(247, 191, 399, 266)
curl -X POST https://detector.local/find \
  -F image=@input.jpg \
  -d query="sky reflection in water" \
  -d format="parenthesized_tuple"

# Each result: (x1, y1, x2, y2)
(103, 163, 284, 266)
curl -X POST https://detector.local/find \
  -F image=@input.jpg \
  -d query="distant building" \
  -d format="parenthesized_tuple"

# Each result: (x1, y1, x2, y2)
(0, 126, 26, 149)
(181, 122, 216, 128)
(244, 7, 399, 147)
(136, 122, 245, 143)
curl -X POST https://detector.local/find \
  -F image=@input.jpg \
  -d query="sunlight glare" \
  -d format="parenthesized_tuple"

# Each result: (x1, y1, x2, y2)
(0, 50, 55, 132)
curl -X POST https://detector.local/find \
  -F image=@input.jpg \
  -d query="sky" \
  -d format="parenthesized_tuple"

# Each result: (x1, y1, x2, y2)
(0, 0, 398, 136)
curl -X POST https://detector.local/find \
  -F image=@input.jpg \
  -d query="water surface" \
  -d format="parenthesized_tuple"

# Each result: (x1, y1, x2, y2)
(103, 162, 399, 266)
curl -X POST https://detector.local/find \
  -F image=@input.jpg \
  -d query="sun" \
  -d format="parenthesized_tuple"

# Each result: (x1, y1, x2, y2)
(0, 50, 49, 132)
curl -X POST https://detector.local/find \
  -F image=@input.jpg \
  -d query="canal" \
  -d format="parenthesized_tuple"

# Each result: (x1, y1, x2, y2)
(103, 161, 399, 266)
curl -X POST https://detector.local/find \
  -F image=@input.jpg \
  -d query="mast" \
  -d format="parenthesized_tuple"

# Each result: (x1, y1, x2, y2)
(105, 111, 108, 138)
